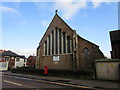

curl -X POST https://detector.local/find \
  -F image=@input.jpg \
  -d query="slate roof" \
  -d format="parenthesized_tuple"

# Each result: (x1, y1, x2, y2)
(19, 55, 26, 59)
(2, 50, 19, 57)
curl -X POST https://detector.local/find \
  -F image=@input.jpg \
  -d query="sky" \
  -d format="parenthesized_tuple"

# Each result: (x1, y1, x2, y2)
(0, 0, 118, 58)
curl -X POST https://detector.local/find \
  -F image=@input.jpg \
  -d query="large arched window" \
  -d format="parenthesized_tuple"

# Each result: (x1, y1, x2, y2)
(67, 36, 71, 53)
(48, 35, 50, 55)
(59, 29, 62, 54)
(44, 27, 72, 56)
(63, 32, 66, 53)
(83, 48, 89, 67)
(52, 31, 54, 55)
(55, 27, 58, 54)
(44, 40, 47, 55)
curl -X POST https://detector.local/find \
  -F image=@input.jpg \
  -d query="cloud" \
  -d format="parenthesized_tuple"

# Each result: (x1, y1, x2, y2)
(0, 6, 21, 17)
(91, 0, 115, 8)
(41, 20, 49, 27)
(54, 0, 87, 20)
(53, 0, 117, 19)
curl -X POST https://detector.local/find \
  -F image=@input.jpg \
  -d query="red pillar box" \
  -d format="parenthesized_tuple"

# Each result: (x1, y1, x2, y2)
(44, 66, 48, 75)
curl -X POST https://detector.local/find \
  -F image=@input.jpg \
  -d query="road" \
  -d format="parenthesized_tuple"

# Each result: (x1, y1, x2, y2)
(2, 74, 92, 90)
(2, 74, 68, 88)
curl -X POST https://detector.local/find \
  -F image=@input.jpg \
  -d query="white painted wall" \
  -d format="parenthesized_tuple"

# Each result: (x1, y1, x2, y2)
(14, 57, 27, 68)
(0, 61, 9, 71)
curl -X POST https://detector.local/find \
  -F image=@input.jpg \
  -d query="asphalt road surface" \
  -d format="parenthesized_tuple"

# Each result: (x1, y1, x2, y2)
(2, 74, 93, 90)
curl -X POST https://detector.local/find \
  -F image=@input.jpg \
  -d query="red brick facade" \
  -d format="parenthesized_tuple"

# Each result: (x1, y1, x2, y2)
(27, 56, 36, 68)
(36, 12, 105, 71)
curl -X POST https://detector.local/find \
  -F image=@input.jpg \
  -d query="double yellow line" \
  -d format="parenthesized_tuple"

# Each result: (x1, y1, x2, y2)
(35, 79, 96, 89)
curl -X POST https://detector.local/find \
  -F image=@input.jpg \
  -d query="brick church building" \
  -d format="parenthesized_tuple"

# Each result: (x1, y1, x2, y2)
(36, 10, 105, 71)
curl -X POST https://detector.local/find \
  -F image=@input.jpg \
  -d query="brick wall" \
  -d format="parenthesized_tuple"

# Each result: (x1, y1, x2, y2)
(36, 13, 105, 70)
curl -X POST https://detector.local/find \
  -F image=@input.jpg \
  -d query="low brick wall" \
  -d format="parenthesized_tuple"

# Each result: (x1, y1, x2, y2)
(11, 67, 94, 79)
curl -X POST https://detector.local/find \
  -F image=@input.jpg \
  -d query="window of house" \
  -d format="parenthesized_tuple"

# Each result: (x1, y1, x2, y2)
(16, 57, 20, 62)
(4, 57, 9, 61)
(11, 57, 14, 61)
(29, 60, 32, 63)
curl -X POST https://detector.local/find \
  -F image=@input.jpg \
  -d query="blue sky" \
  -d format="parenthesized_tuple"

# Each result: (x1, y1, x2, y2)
(0, 1, 118, 58)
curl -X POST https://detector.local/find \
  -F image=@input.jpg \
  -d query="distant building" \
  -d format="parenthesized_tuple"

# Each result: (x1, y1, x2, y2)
(0, 50, 27, 69)
(0, 50, 5, 53)
(110, 30, 120, 59)
(14, 55, 27, 68)
(27, 55, 36, 68)
(36, 11, 105, 71)
(0, 50, 6, 62)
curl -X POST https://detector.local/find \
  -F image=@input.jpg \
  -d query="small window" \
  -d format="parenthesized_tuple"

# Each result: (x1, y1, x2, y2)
(12, 57, 14, 61)
(29, 60, 32, 63)
(5, 57, 9, 61)
(16, 58, 20, 62)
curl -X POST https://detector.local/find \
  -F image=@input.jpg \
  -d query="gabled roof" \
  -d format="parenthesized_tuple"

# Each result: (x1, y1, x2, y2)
(78, 35, 98, 47)
(27, 55, 36, 60)
(19, 55, 26, 59)
(39, 11, 74, 46)
(39, 11, 98, 47)
(1, 50, 26, 58)
(2, 50, 19, 57)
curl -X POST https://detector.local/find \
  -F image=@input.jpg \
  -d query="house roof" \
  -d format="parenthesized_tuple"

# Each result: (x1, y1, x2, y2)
(0, 50, 5, 53)
(2, 50, 19, 57)
(19, 55, 26, 59)
(27, 55, 37, 59)
(1, 50, 26, 59)
(38, 10, 98, 47)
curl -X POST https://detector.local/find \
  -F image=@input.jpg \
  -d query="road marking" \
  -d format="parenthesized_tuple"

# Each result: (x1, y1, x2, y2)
(4, 80, 22, 86)
(36, 79, 95, 89)
(4, 75, 95, 89)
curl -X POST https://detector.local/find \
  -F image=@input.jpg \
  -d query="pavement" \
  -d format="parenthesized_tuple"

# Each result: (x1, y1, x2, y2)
(1, 71, 120, 89)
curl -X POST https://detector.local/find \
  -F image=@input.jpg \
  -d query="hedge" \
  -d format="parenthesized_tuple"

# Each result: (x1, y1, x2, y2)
(11, 67, 94, 79)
